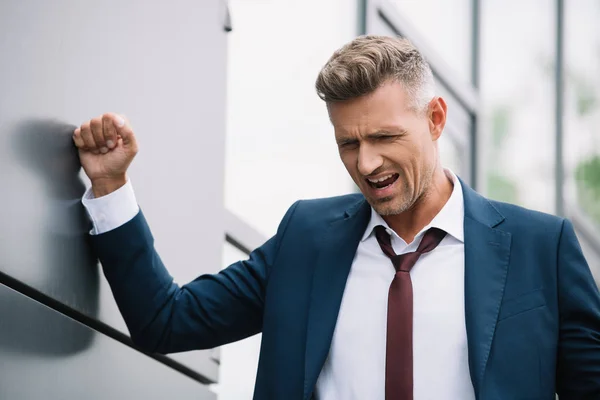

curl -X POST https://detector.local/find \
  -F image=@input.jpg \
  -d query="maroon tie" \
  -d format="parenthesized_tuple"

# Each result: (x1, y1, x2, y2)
(374, 225, 447, 400)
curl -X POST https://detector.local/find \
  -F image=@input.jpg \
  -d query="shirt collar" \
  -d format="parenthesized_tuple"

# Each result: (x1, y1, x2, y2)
(361, 168, 465, 243)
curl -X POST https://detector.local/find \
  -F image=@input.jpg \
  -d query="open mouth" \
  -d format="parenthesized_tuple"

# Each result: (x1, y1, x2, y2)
(367, 173, 399, 190)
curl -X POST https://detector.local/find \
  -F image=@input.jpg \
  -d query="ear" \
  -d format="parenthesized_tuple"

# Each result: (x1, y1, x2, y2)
(428, 97, 447, 141)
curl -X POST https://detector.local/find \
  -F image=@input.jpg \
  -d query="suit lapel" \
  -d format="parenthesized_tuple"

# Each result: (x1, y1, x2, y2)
(300, 180, 511, 398)
(461, 180, 512, 396)
(303, 199, 371, 400)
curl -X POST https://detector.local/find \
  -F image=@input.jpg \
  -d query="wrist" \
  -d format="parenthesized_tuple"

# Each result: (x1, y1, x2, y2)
(91, 175, 127, 198)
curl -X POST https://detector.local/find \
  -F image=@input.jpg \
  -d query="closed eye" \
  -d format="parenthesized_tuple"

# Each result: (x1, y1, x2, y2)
(369, 134, 400, 142)
(368, 129, 407, 141)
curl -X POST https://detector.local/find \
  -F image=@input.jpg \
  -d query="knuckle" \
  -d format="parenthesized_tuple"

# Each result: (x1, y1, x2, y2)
(105, 126, 116, 138)
(90, 118, 102, 129)
(81, 134, 94, 147)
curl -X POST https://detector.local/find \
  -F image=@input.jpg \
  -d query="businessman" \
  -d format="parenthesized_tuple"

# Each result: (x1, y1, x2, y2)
(73, 35, 600, 399)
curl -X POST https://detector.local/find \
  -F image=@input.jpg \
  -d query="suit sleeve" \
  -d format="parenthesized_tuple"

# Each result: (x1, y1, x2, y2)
(90, 201, 300, 354)
(556, 218, 600, 398)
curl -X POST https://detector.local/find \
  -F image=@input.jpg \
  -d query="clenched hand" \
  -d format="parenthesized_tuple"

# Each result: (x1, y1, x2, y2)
(73, 113, 138, 197)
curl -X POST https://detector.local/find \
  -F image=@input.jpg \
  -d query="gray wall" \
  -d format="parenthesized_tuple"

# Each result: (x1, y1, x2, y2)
(0, 283, 216, 399)
(0, 0, 229, 397)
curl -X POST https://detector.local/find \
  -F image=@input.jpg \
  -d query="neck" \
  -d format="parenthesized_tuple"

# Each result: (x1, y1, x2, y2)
(383, 168, 454, 243)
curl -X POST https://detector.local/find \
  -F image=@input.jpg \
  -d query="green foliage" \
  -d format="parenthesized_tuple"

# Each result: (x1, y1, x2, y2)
(575, 155, 600, 226)
(487, 172, 518, 204)
(573, 79, 598, 117)
(491, 106, 511, 148)
(487, 105, 519, 204)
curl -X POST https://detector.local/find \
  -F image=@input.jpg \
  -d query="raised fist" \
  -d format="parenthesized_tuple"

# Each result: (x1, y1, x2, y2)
(73, 113, 138, 197)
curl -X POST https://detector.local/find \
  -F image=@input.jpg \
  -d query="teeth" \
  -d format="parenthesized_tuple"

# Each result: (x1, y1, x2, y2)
(368, 174, 393, 183)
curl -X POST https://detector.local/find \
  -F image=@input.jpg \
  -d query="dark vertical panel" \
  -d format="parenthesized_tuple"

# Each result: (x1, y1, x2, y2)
(357, 0, 368, 35)
(555, 0, 565, 216)
(470, 0, 481, 190)
(471, 0, 481, 89)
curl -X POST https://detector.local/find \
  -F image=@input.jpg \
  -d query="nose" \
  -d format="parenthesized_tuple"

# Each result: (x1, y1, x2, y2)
(357, 143, 383, 177)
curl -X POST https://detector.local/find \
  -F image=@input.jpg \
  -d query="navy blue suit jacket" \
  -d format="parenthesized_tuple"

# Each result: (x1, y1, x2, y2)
(92, 179, 600, 399)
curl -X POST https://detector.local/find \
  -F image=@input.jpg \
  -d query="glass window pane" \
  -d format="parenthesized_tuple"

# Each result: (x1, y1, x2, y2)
(480, 0, 555, 214)
(366, 14, 473, 181)
(225, 0, 357, 237)
(564, 0, 600, 234)
(433, 78, 472, 181)
(438, 134, 466, 178)
(576, 224, 600, 286)
(388, 0, 473, 84)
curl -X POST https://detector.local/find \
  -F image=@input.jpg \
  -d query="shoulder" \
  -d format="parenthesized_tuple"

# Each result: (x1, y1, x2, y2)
(295, 193, 365, 215)
(490, 199, 563, 226)
(486, 198, 565, 240)
(459, 177, 565, 242)
(278, 193, 365, 231)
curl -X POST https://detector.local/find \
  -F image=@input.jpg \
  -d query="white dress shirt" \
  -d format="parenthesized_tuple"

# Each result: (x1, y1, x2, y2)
(81, 169, 475, 400)
(314, 169, 475, 400)
(81, 179, 139, 235)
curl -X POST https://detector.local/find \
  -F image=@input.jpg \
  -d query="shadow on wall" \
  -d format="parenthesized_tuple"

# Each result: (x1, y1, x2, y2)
(0, 119, 100, 356)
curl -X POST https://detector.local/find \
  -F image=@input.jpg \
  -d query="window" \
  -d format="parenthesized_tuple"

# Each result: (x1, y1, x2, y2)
(480, 0, 556, 214)
(388, 0, 473, 85)
(365, 0, 477, 185)
(564, 0, 600, 234)
(563, 0, 600, 280)
(224, 0, 358, 237)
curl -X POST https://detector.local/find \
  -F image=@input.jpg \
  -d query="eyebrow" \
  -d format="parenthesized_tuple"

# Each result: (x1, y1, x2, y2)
(336, 128, 408, 146)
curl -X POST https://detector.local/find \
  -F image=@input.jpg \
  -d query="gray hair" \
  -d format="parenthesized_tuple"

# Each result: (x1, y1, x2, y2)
(315, 35, 435, 112)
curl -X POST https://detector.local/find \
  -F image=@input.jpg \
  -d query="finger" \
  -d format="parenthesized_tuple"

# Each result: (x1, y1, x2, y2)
(72, 127, 85, 149)
(112, 114, 137, 150)
(102, 113, 118, 149)
(80, 122, 100, 154)
(90, 117, 108, 153)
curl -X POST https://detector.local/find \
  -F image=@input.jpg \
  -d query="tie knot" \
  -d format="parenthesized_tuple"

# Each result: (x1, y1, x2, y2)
(374, 225, 447, 272)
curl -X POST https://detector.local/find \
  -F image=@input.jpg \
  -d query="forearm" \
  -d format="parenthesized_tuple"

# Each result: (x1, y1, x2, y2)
(84, 186, 298, 354)
(91, 210, 273, 353)
(91, 210, 180, 351)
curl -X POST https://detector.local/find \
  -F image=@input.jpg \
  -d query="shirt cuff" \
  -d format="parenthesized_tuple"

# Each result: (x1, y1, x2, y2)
(82, 179, 140, 235)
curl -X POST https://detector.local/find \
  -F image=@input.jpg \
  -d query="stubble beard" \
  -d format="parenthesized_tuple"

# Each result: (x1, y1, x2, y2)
(370, 179, 413, 216)
(371, 170, 433, 216)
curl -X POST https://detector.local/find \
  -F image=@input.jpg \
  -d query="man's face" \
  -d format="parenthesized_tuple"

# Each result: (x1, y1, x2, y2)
(329, 81, 446, 216)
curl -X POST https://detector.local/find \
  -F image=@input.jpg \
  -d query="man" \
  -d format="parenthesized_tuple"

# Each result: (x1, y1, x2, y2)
(73, 35, 600, 399)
